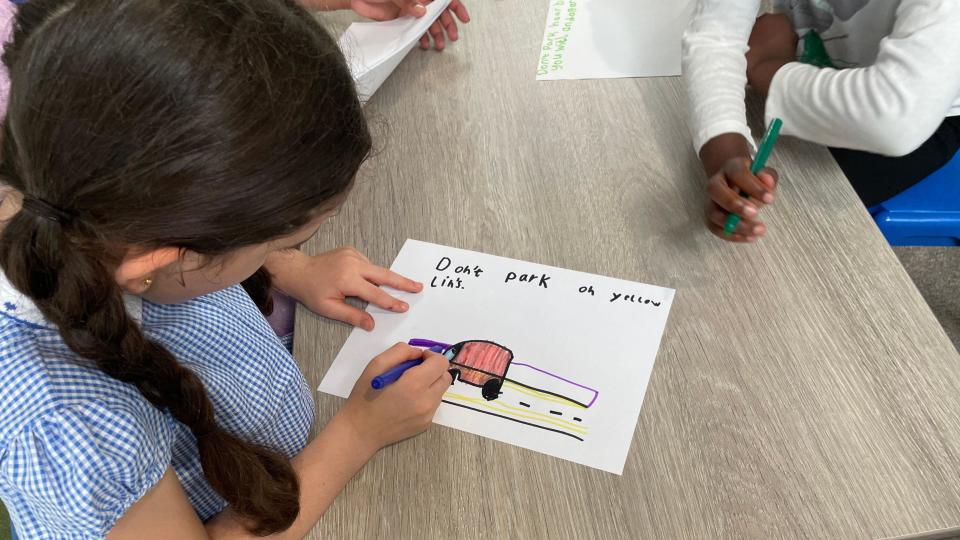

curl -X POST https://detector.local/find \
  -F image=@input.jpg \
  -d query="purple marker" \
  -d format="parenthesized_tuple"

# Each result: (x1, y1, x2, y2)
(408, 338, 451, 349)
(371, 345, 446, 390)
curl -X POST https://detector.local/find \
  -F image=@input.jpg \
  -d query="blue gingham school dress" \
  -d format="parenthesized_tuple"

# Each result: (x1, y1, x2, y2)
(0, 272, 315, 538)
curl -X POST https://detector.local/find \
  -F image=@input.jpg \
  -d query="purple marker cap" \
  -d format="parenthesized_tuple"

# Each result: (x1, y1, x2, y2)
(408, 338, 451, 349)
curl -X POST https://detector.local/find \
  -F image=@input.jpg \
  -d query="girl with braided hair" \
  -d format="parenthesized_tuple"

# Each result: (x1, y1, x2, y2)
(0, 0, 463, 537)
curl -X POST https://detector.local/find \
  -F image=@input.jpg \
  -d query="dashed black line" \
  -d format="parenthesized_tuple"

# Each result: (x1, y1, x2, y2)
(441, 400, 584, 441)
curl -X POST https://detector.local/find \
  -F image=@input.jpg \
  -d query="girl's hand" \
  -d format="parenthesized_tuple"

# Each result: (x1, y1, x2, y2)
(270, 246, 422, 330)
(349, 0, 470, 51)
(349, 0, 426, 19)
(337, 343, 452, 454)
(705, 157, 778, 242)
(416, 1, 470, 51)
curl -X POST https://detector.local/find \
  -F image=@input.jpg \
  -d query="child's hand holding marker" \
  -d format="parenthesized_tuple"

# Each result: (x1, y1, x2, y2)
(338, 343, 452, 454)
(703, 119, 782, 242)
(704, 159, 777, 242)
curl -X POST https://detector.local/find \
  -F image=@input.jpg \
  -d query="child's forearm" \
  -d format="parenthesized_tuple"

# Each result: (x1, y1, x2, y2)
(746, 58, 791, 98)
(282, 414, 378, 534)
(762, 1, 960, 157)
(296, 0, 351, 11)
(682, 0, 761, 156)
(205, 413, 376, 539)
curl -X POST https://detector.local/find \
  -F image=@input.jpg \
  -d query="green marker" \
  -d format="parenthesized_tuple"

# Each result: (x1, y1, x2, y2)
(800, 31, 835, 69)
(724, 118, 783, 236)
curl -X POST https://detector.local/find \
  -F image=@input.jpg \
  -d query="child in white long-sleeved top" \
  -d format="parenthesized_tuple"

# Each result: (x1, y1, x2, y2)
(683, 0, 960, 242)
(0, 0, 469, 538)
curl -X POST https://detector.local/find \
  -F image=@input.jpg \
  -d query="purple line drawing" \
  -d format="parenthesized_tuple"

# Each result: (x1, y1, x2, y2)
(510, 362, 599, 408)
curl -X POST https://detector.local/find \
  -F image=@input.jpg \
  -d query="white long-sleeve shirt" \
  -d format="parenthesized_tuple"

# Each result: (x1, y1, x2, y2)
(683, 0, 960, 157)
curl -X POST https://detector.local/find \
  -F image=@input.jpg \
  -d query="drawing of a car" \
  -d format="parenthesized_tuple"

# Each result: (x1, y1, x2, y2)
(409, 338, 599, 409)
(409, 338, 600, 442)
(442, 340, 514, 401)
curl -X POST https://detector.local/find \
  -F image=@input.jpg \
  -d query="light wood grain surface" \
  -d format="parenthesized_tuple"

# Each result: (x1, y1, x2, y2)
(295, 2, 960, 538)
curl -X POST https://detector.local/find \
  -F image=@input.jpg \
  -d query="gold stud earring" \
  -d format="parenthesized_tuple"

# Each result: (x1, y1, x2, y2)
(142, 278, 154, 291)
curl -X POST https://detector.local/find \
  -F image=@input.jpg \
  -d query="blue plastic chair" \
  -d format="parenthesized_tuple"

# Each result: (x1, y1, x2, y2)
(871, 151, 960, 246)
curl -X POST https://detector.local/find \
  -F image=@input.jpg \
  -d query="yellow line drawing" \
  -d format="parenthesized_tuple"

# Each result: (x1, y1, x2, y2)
(443, 391, 588, 434)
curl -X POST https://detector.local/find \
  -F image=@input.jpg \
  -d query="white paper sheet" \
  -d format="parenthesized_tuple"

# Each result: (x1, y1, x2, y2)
(338, 0, 452, 101)
(319, 240, 676, 474)
(536, 0, 695, 81)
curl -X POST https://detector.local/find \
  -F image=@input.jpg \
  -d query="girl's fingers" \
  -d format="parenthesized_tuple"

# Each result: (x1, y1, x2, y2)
(355, 281, 409, 312)
(401, 351, 450, 386)
(428, 20, 445, 50)
(364, 266, 423, 292)
(399, 0, 427, 17)
(707, 174, 760, 217)
(416, 2, 468, 51)
(439, 9, 458, 41)
(353, 2, 400, 20)
(367, 343, 425, 375)
(429, 368, 454, 396)
(320, 299, 374, 331)
(707, 207, 766, 237)
(449, 0, 470, 22)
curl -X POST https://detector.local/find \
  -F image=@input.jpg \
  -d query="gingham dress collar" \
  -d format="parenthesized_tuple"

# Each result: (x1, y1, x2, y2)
(0, 270, 143, 328)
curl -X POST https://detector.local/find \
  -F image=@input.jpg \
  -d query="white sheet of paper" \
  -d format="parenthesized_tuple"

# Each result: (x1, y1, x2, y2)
(338, 0, 452, 101)
(319, 240, 676, 474)
(536, 0, 695, 80)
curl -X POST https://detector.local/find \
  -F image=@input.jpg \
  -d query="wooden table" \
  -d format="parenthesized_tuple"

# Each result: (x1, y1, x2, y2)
(296, 2, 960, 538)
